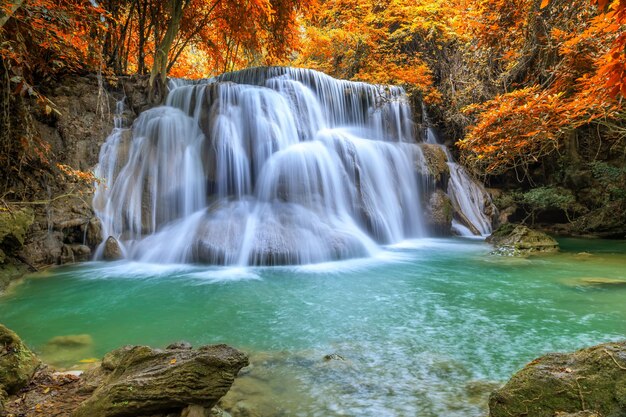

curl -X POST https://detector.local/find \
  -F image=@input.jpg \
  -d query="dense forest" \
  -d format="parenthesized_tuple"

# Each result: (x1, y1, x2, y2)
(1, 0, 625, 233)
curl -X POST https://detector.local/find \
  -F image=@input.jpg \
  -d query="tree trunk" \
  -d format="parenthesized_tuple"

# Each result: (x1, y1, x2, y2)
(149, 0, 186, 101)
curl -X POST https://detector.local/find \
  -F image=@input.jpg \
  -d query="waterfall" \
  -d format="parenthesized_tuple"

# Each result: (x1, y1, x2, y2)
(94, 67, 493, 265)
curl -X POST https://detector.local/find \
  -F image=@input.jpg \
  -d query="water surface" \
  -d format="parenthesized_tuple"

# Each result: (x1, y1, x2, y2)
(1, 238, 625, 416)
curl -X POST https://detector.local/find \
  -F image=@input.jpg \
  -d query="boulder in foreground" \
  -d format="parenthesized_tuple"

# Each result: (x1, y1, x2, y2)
(73, 343, 248, 417)
(0, 323, 40, 396)
(489, 341, 626, 417)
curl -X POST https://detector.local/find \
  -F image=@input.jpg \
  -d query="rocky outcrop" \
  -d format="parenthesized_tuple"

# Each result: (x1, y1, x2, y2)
(0, 207, 35, 291)
(0, 75, 157, 290)
(489, 341, 626, 417)
(487, 224, 559, 255)
(73, 343, 248, 417)
(0, 324, 40, 398)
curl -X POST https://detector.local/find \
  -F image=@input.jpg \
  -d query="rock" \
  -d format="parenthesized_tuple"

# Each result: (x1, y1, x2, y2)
(425, 190, 453, 235)
(167, 341, 193, 350)
(419, 143, 450, 187)
(73, 343, 248, 417)
(323, 353, 345, 362)
(0, 208, 35, 291)
(41, 334, 96, 368)
(487, 224, 559, 256)
(0, 388, 7, 413)
(0, 324, 40, 395)
(69, 244, 92, 262)
(563, 277, 626, 289)
(181, 404, 211, 417)
(0, 208, 34, 260)
(103, 236, 123, 261)
(489, 341, 626, 417)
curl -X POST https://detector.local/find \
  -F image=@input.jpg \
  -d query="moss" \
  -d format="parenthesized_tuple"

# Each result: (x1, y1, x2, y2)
(420, 144, 450, 182)
(487, 224, 559, 256)
(0, 207, 34, 251)
(490, 341, 626, 417)
(0, 324, 40, 395)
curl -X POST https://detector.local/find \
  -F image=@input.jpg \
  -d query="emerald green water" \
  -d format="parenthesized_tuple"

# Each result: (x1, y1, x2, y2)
(1, 238, 626, 416)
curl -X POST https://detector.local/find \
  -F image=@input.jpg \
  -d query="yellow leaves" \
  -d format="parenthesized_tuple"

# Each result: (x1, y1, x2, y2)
(540, 0, 550, 9)
(170, 358, 177, 365)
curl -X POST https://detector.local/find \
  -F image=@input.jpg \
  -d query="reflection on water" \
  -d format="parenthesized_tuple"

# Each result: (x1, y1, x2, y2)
(1, 238, 626, 416)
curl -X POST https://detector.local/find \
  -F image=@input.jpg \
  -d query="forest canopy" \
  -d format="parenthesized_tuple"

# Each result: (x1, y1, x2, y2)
(0, 0, 625, 179)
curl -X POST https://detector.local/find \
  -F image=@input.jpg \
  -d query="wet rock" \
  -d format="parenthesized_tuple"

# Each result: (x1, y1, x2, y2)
(489, 341, 626, 417)
(563, 277, 626, 289)
(73, 344, 248, 417)
(426, 190, 453, 235)
(103, 236, 123, 261)
(323, 353, 345, 362)
(0, 324, 40, 395)
(41, 334, 96, 368)
(181, 404, 212, 417)
(487, 224, 559, 256)
(69, 244, 92, 262)
(168, 341, 193, 350)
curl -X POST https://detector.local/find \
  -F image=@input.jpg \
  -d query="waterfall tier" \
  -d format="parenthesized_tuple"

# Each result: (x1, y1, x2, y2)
(94, 67, 493, 265)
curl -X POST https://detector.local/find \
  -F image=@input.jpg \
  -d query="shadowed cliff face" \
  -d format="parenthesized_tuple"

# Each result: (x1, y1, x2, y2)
(0, 75, 155, 291)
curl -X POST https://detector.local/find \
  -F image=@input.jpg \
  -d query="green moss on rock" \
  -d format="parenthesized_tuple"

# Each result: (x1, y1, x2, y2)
(73, 343, 248, 417)
(487, 224, 559, 256)
(0, 324, 40, 395)
(489, 341, 626, 417)
(0, 208, 34, 252)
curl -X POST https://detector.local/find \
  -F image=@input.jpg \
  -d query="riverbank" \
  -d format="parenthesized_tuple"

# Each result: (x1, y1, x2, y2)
(3, 320, 625, 417)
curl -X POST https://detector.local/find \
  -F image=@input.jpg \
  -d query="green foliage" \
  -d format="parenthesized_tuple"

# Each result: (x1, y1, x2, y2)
(521, 187, 576, 211)
(589, 161, 626, 201)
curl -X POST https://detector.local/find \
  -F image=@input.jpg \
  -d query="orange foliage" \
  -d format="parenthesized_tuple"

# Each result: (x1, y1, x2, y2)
(1, 1, 106, 92)
(295, 0, 449, 102)
(457, 0, 625, 175)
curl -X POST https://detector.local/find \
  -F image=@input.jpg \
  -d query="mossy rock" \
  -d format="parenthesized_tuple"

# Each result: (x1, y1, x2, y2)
(420, 144, 450, 183)
(73, 343, 249, 417)
(489, 341, 626, 417)
(0, 208, 34, 255)
(487, 224, 558, 256)
(0, 324, 40, 395)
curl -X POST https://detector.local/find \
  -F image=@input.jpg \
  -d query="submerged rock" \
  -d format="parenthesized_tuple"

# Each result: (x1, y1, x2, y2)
(73, 343, 248, 417)
(563, 277, 626, 289)
(489, 341, 626, 417)
(103, 236, 123, 261)
(0, 324, 40, 396)
(41, 334, 96, 368)
(487, 224, 559, 256)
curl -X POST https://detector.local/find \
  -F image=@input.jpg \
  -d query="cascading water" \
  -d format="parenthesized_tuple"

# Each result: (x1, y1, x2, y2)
(93, 67, 493, 265)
